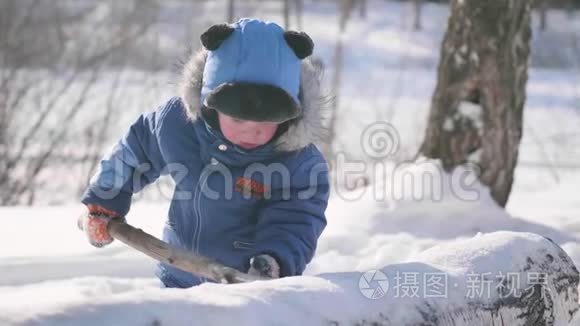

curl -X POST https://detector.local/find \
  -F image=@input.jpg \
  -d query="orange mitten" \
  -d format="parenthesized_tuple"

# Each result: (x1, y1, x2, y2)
(78, 204, 124, 248)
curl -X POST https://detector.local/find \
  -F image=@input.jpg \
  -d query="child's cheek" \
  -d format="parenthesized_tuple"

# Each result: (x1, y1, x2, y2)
(221, 125, 239, 144)
(262, 125, 278, 143)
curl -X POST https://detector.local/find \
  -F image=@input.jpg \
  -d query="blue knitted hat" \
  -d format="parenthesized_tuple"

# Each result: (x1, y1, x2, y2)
(199, 18, 314, 123)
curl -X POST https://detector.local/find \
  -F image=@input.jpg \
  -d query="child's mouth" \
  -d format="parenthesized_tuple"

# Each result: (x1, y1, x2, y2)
(239, 142, 259, 149)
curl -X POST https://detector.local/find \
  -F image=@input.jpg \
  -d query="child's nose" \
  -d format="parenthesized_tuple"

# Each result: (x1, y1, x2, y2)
(246, 123, 262, 136)
(251, 129, 262, 140)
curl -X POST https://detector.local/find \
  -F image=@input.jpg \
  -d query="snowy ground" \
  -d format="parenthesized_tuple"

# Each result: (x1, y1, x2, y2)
(1, 166, 579, 325)
(1, 0, 580, 325)
(1, 230, 576, 325)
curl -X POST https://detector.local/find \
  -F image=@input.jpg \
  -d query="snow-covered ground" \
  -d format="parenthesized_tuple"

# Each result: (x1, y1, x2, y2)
(1, 0, 580, 325)
(2, 167, 579, 325)
(1, 230, 577, 325)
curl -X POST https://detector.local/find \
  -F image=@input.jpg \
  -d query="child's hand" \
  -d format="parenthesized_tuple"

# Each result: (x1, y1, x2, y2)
(77, 204, 124, 248)
(248, 254, 280, 278)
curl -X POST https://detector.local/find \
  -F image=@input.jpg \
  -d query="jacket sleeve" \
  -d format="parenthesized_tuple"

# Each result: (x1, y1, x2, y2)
(80, 99, 174, 216)
(252, 151, 330, 277)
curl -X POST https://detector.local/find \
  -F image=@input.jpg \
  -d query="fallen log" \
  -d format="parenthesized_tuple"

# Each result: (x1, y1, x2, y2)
(320, 231, 580, 325)
(105, 219, 579, 325)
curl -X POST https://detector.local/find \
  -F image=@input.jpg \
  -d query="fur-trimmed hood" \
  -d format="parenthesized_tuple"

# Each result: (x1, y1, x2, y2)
(178, 49, 327, 153)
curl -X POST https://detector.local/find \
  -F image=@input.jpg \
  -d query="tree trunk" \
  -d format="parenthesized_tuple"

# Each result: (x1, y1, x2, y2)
(323, 0, 355, 162)
(227, 0, 235, 23)
(106, 224, 580, 324)
(539, 0, 548, 31)
(283, 0, 290, 29)
(413, 0, 423, 30)
(359, 0, 367, 19)
(419, 0, 532, 207)
(374, 231, 580, 325)
(37, 231, 579, 325)
(567, 0, 575, 19)
(295, 0, 303, 30)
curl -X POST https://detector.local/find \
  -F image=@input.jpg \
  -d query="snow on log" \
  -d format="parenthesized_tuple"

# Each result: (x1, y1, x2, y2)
(1, 231, 578, 326)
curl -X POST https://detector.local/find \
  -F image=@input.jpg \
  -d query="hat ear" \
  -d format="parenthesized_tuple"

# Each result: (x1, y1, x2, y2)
(201, 24, 235, 50)
(284, 31, 314, 59)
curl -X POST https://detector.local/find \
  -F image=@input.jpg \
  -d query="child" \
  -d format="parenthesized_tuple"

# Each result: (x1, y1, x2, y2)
(78, 18, 330, 288)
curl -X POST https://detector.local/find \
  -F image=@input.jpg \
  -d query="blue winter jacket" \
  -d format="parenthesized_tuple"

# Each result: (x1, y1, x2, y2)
(81, 97, 329, 288)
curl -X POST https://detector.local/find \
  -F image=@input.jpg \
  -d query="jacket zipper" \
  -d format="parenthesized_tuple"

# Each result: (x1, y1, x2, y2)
(233, 240, 255, 250)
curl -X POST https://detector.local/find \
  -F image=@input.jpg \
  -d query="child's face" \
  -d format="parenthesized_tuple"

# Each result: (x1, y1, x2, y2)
(218, 112, 279, 150)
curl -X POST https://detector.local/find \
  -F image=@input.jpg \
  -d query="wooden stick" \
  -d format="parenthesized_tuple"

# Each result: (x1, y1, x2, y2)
(107, 219, 269, 284)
